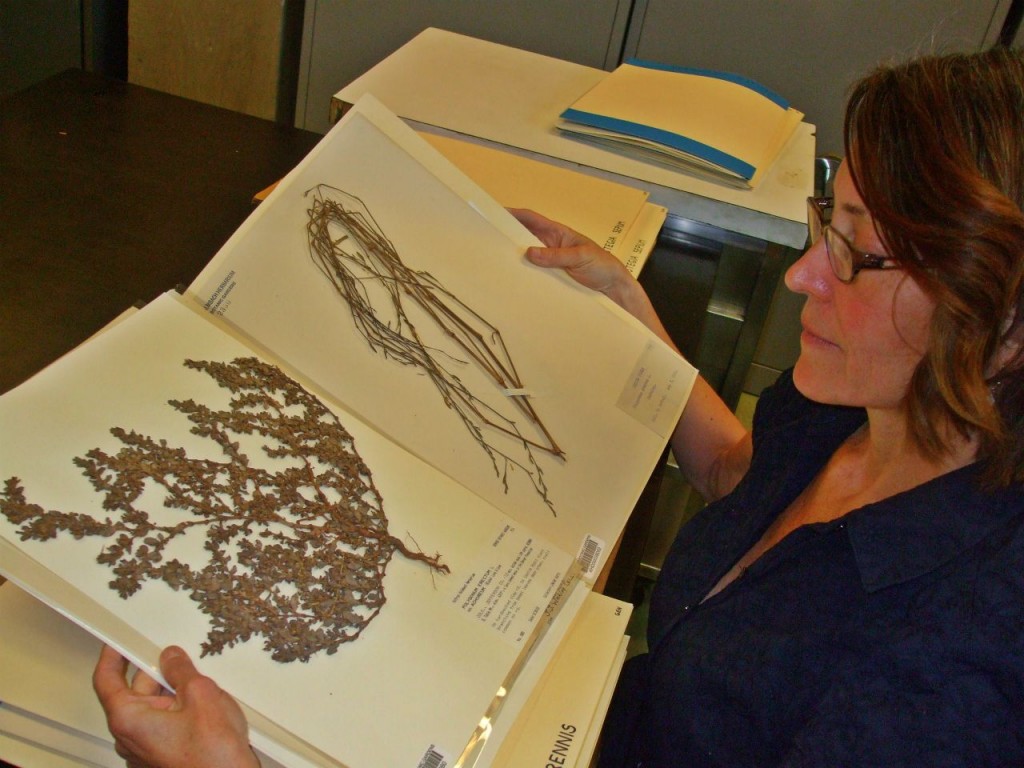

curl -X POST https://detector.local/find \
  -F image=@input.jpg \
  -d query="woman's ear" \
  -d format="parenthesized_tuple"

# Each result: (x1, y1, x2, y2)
(989, 307, 1024, 378)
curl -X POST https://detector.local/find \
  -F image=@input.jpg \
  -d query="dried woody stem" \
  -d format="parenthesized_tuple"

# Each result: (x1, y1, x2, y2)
(0, 357, 447, 663)
(305, 184, 563, 514)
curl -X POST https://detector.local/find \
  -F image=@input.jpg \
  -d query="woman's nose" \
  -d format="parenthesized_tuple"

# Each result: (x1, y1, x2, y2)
(785, 235, 832, 297)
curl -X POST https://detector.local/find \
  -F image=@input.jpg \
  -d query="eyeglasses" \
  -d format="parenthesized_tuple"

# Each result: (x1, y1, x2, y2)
(807, 197, 900, 283)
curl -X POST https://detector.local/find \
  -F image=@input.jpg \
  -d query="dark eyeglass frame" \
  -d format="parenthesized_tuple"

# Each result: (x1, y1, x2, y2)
(807, 196, 900, 283)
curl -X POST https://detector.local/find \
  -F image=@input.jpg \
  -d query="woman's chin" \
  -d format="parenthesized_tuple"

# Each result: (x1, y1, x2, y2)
(791, 357, 840, 404)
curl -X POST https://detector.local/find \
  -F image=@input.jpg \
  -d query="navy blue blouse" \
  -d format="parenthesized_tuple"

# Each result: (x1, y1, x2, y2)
(600, 370, 1024, 767)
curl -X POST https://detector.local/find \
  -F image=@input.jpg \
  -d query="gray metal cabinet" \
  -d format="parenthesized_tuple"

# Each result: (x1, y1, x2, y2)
(295, 0, 632, 133)
(623, 0, 1010, 156)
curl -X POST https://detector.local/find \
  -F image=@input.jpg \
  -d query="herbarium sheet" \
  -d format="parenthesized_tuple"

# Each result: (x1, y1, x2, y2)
(190, 97, 695, 582)
(0, 294, 581, 768)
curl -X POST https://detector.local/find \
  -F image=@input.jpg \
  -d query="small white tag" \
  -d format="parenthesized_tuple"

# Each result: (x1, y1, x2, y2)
(416, 744, 453, 768)
(576, 534, 606, 579)
(616, 340, 689, 438)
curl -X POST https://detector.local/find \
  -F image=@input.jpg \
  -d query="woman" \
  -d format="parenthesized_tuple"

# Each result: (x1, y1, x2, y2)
(95, 47, 1024, 766)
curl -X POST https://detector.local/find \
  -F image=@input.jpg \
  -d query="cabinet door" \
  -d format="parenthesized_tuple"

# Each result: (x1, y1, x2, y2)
(129, 0, 297, 122)
(297, 0, 631, 133)
(1, 0, 81, 99)
(623, 0, 1009, 155)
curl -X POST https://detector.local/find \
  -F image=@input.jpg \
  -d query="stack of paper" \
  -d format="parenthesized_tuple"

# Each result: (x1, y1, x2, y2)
(0, 581, 629, 768)
(559, 60, 804, 189)
(332, 28, 816, 251)
(0, 97, 691, 766)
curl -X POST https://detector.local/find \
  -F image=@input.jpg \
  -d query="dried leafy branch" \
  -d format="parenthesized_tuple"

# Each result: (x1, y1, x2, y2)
(0, 356, 447, 663)
(305, 184, 563, 514)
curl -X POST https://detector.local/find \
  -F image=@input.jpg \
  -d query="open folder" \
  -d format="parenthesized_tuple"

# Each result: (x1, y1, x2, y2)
(0, 96, 692, 767)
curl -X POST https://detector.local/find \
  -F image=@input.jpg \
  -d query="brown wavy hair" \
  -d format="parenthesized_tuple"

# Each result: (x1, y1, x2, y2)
(844, 46, 1024, 487)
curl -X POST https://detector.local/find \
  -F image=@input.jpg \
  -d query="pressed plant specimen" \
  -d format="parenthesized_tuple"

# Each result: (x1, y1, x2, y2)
(0, 356, 448, 662)
(305, 185, 563, 514)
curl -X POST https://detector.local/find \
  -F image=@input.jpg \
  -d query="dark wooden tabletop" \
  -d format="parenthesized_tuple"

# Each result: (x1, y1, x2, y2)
(0, 69, 323, 394)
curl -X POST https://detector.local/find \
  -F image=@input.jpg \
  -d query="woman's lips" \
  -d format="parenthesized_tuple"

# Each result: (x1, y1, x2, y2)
(800, 325, 839, 350)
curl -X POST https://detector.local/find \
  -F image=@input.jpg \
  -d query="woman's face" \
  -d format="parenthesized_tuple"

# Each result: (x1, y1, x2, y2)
(784, 162, 936, 410)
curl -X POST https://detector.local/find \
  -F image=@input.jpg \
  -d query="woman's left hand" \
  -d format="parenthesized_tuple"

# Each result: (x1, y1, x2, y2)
(93, 644, 260, 768)
(510, 207, 679, 350)
(509, 208, 635, 299)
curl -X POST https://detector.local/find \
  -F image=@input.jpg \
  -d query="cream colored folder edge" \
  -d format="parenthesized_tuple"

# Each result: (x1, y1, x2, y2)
(0, 729, 99, 768)
(418, 132, 665, 276)
(482, 591, 632, 768)
(0, 705, 120, 768)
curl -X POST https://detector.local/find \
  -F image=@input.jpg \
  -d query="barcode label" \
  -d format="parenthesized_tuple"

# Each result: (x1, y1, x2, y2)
(576, 534, 605, 578)
(416, 744, 451, 768)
